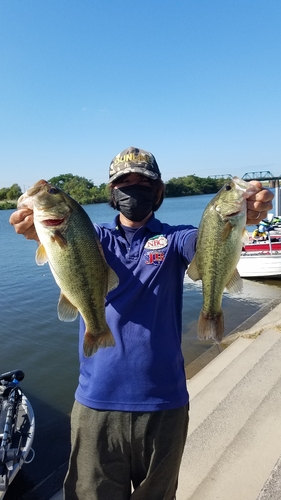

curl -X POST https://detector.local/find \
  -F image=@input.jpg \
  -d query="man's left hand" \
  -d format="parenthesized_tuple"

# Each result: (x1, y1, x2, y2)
(246, 181, 274, 225)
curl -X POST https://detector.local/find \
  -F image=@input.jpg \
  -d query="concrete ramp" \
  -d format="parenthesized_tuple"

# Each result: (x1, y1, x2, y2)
(177, 328, 281, 500)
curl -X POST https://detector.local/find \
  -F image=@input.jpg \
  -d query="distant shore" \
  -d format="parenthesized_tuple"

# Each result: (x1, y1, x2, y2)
(0, 201, 17, 210)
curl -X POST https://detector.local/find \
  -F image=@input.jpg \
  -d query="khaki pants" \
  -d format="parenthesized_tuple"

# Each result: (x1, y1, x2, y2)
(64, 401, 189, 500)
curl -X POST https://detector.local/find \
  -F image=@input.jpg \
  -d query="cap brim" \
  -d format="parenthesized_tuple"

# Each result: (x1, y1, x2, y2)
(109, 166, 158, 183)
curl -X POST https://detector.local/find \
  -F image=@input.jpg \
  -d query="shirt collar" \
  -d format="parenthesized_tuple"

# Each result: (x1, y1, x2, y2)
(99, 213, 163, 235)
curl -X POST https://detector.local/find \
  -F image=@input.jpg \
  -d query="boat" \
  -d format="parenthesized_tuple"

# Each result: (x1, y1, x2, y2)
(236, 215, 281, 279)
(243, 240, 281, 252)
(238, 231, 281, 278)
(0, 370, 35, 499)
(237, 249, 281, 278)
(242, 232, 281, 254)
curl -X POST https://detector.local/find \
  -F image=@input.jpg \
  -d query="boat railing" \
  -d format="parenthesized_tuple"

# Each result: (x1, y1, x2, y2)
(269, 232, 273, 254)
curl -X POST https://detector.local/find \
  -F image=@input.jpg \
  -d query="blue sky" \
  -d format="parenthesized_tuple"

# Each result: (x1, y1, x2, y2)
(1, 0, 280, 191)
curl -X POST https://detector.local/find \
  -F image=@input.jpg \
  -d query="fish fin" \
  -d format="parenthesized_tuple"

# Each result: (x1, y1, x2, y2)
(187, 258, 201, 281)
(225, 268, 243, 294)
(197, 310, 224, 343)
(36, 244, 48, 265)
(83, 328, 115, 357)
(107, 266, 119, 293)
(57, 293, 78, 321)
(221, 221, 233, 241)
(51, 230, 67, 249)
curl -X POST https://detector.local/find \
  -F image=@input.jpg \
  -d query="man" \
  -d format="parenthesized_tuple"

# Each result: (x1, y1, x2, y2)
(9, 147, 273, 500)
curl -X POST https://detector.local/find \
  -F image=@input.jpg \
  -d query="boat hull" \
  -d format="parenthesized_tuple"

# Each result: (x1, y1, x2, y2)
(237, 252, 281, 278)
(243, 242, 281, 252)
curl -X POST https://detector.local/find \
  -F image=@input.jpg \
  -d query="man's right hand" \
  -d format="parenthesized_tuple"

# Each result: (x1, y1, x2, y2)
(9, 209, 39, 242)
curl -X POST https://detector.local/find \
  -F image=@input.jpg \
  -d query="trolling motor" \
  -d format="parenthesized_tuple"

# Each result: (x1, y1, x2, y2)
(0, 370, 27, 492)
(0, 371, 24, 392)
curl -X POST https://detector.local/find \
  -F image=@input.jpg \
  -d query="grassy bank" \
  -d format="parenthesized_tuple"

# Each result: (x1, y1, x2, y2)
(0, 200, 17, 210)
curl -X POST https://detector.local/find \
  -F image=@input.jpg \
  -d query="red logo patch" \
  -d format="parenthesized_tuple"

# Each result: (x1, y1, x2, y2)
(145, 251, 165, 265)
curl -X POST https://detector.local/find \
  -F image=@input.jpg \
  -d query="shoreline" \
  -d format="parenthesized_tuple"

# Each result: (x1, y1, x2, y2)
(185, 295, 281, 379)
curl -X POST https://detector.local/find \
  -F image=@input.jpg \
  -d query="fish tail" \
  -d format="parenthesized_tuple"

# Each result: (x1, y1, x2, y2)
(197, 310, 224, 343)
(83, 327, 115, 357)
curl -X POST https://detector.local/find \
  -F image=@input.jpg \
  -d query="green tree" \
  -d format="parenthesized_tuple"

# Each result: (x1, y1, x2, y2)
(48, 174, 77, 190)
(48, 174, 109, 204)
(165, 175, 231, 197)
(6, 184, 22, 200)
(0, 187, 9, 201)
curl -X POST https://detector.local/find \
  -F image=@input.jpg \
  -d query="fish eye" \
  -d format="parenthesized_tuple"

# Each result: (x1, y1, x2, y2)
(48, 187, 59, 194)
(225, 185, 232, 191)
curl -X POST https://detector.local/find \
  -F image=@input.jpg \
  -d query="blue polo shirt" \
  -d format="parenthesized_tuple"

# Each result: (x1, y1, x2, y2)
(75, 214, 197, 411)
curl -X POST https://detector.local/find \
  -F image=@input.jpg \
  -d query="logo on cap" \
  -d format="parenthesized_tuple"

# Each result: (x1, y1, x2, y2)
(109, 146, 161, 182)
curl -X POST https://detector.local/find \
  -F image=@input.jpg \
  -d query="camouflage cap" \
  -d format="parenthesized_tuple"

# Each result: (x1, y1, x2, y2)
(109, 146, 161, 182)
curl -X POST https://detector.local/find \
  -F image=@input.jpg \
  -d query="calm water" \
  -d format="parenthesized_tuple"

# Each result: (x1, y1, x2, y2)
(1, 194, 281, 498)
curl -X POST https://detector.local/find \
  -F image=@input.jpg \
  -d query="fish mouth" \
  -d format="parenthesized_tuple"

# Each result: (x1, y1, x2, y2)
(228, 211, 240, 217)
(42, 218, 65, 226)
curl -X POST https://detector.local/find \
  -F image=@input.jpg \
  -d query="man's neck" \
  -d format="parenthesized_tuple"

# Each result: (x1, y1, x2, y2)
(119, 211, 153, 228)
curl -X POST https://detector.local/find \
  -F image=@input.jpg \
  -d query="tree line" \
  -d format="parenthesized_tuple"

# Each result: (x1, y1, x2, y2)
(165, 174, 227, 196)
(0, 173, 230, 210)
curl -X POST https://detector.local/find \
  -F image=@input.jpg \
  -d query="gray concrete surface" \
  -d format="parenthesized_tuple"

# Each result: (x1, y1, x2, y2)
(177, 304, 281, 500)
(50, 304, 281, 500)
(257, 456, 281, 500)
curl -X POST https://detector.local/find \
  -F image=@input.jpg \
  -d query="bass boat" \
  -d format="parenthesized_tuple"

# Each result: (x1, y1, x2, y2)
(0, 370, 35, 499)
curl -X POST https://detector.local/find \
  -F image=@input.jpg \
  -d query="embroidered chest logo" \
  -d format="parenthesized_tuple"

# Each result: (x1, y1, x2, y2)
(144, 235, 168, 265)
(145, 251, 165, 265)
(144, 235, 168, 250)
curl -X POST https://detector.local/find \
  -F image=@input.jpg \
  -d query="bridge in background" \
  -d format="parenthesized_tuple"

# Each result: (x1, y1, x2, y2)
(212, 171, 281, 183)
(211, 174, 233, 179)
(242, 171, 281, 184)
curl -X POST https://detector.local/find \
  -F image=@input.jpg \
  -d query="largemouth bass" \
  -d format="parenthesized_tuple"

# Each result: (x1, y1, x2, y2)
(18, 180, 119, 357)
(187, 176, 258, 343)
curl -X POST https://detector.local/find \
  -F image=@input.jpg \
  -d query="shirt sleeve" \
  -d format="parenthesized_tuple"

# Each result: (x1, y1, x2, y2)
(181, 228, 198, 265)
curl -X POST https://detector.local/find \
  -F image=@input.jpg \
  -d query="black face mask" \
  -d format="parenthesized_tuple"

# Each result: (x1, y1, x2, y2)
(113, 184, 154, 222)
